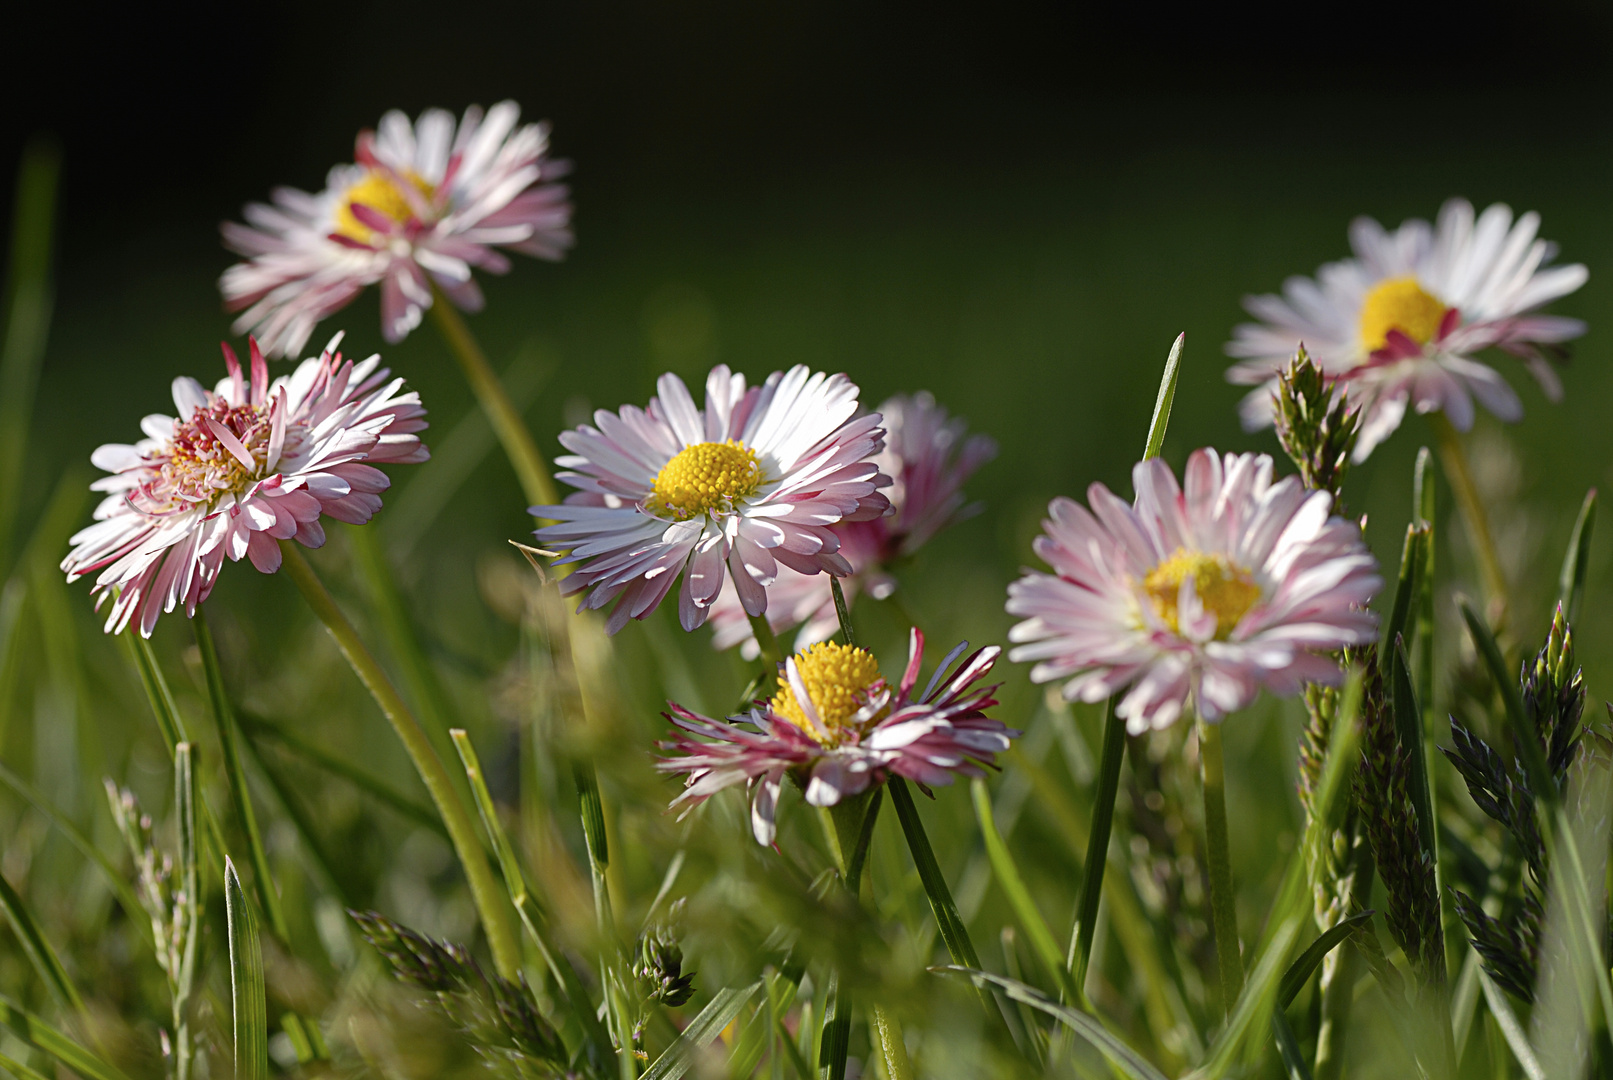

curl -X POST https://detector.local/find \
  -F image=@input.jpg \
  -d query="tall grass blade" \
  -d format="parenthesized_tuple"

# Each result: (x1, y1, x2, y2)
(1277, 910, 1374, 1008)
(1198, 917, 1302, 1076)
(1270, 1010, 1312, 1080)
(126, 635, 188, 752)
(1383, 524, 1428, 652)
(173, 744, 201, 1080)
(933, 968, 1168, 1080)
(0, 995, 131, 1080)
(888, 780, 981, 978)
(638, 984, 763, 1080)
(0, 871, 83, 1017)
(1478, 969, 1545, 1080)
(971, 778, 1077, 1001)
(1066, 698, 1123, 1003)
(1557, 489, 1595, 625)
(1143, 332, 1185, 461)
(225, 858, 267, 1080)
(0, 1050, 51, 1080)
(193, 607, 288, 942)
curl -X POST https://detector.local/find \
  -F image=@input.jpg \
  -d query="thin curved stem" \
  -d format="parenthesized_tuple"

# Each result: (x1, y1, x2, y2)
(278, 541, 522, 980)
(1066, 697, 1123, 1005)
(1198, 715, 1243, 1015)
(1428, 413, 1507, 630)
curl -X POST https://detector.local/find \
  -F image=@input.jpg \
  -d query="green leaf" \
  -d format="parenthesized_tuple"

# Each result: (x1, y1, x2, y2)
(0, 994, 130, 1080)
(971, 779, 1078, 1001)
(1383, 524, 1428, 652)
(1067, 697, 1124, 1002)
(173, 746, 201, 1062)
(1196, 917, 1303, 1076)
(1278, 910, 1374, 1008)
(0, 870, 82, 1017)
(1143, 332, 1185, 461)
(1556, 488, 1595, 625)
(574, 761, 609, 871)
(1459, 600, 1555, 806)
(932, 968, 1168, 1080)
(1476, 969, 1545, 1080)
(1270, 1009, 1312, 1080)
(125, 634, 188, 752)
(888, 779, 981, 974)
(1412, 446, 1435, 527)
(224, 858, 267, 1080)
(640, 982, 762, 1080)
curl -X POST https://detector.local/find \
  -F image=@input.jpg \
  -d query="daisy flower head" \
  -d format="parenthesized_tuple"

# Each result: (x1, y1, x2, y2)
(1005, 449, 1381, 733)
(61, 334, 428, 637)
(705, 391, 997, 659)
(534, 365, 893, 634)
(658, 631, 1017, 845)
(1226, 198, 1587, 460)
(221, 101, 572, 359)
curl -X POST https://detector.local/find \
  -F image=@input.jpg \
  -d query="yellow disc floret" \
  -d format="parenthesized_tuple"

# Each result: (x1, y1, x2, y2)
(646, 440, 763, 520)
(332, 170, 434, 243)
(1358, 276, 1448, 353)
(770, 641, 886, 741)
(1143, 549, 1262, 639)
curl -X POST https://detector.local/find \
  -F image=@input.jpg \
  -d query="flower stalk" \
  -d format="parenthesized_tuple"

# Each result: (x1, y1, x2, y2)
(1429, 412, 1508, 629)
(1198, 714, 1244, 1014)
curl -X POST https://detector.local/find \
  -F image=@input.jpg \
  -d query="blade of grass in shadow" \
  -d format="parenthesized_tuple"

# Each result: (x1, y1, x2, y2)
(1271, 1010, 1312, 1080)
(932, 968, 1168, 1080)
(0, 995, 130, 1080)
(126, 634, 187, 751)
(1556, 489, 1595, 625)
(888, 779, 986, 1001)
(0, 1049, 50, 1080)
(225, 858, 267, 1080)
(173, 745, 201, 1080)
(194, 606, 289, 942)
(0, 139, 59, 581)
(0, 871, 83, 1017)
(1477, 969, 1545, 1080)
(1277, 911, 1375, 1009)
(1196, 917, 1303, 1076)
(1383, 524, 1428, 652)
(972, 778, 1078, 1001)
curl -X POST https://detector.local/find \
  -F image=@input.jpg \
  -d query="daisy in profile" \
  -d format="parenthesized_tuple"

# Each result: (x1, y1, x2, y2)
(1225, 198, 1587, 459)
(658, 632, 1016, 844)
(62, 335, 428, 637)
(534, 365, 891, 633)
(221, 101, 572, 359)
(706, 391, 997, 658)
(1006, 449, 1380, 732)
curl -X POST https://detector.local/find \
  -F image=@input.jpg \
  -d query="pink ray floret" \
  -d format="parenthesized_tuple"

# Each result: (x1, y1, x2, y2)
(1006, 449, 1381, 732)
(61, 334, 428, 637)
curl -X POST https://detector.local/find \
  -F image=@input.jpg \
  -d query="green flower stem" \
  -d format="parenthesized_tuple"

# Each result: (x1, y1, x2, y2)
(428, 286, 558, 509)
(1428, 413, 1508, 629)
(830, 577, 855, 647)
(1197, 715, 1244, 1015)
(1065, 697, 1123, 1005)
(277, 540, 522, 980)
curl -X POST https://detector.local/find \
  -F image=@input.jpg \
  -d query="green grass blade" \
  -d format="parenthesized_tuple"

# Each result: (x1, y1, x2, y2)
(193, 607, 289, 941)
(173, 745, 200, 1080)
(933, 968, 1168, 1080)
(1270, 1009, 1313, 1080)
(0, 761, 149, 945)
(1556, 489, 1595, 625)
(0, 1050, 51, 1080)
(971, 779, 1077, 1001)
(1390, 637, 1439, 868)
(225, 858, 267, 1080)
(1459, 600, 1555, 806)
(0, 994, 131, 1080)
(1143, 332, 1184, 460)
(1413, 446, 1435, 526)
(640, 981, 762, 1080)
(888, 779, 981, 973)
(0, 870, 83, 1017)
(1067, 698, 1123, 1002)
(126, 634, 188, 752)
(575, 761, 610, 871)
(1277, 910, 1374, 1008)
(1476, 969, 1545, 1080)
(1383, 524, 1428, 652)
(0, 139, 59, 580)
(1199, 917, 1302, 1076)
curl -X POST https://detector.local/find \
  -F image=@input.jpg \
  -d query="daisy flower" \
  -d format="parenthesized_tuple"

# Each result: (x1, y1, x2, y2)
(61, 335, 428, 637)
(658, 632, 1017, 845)
(1225, 198, 1587, 459)
(534, 365, 892, 634)
(706, 391, 997, 658)
(221, 101, 572, 359)
(1005, 449, 1381, 732)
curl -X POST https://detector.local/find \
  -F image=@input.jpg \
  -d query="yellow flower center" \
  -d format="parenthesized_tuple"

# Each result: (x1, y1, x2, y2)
(1142, 549, 1262, 640)
(646, 440, 763, 520)
(332, 170, 434, 243)
(1357, 276, 1447, 354)
(770, 641, 886, 742)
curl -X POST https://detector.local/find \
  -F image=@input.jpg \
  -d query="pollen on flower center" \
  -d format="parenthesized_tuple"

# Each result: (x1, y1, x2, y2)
(143, 402, 273, 512)
(332, 170, 434, 243)
(771, 641, 886, 740)
(1143, 549, 1262, 639)
(646, 440, 764, 520)
(1358, 276, 1448, 354)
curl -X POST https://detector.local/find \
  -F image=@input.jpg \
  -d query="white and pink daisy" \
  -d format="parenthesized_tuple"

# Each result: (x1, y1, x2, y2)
(658, 633, 1017, 845)
(534, 365, 892, 634)
(62, 335, 428, 637)
(706, 391, 997, 658)
(1005, 449, 1381, 732)
(1225, 198, 1587, 459)
(221, 101, 572, 359)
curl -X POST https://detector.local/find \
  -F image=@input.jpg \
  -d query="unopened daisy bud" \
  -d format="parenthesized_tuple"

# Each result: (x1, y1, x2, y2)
(1272, 347, 1360, 504)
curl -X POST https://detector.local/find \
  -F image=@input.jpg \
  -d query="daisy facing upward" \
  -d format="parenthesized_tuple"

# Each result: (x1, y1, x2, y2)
(1225, 198, 1587, 460)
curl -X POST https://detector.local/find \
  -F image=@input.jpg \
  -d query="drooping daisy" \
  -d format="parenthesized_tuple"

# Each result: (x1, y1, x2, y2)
(62, 335, 428, 637)
(658, 632, 1016, 845)
(1006, 449, 1380, 732)
(706, 391, 997, 658)
(221, 101, 572, 359)
(534, 365, 892, 634)
(1225, 198, 1587, 459)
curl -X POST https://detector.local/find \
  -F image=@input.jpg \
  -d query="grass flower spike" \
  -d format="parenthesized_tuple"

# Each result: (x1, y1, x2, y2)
(534, 365, 892, 633)
(707, 391, 996, 657)
(658, 631, 1016, 844)
(1006, 449, 1381, 731)
(1225, 198, 1587, 459)
(62, 335, 428, 636)
(222, 102, 572, 357)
